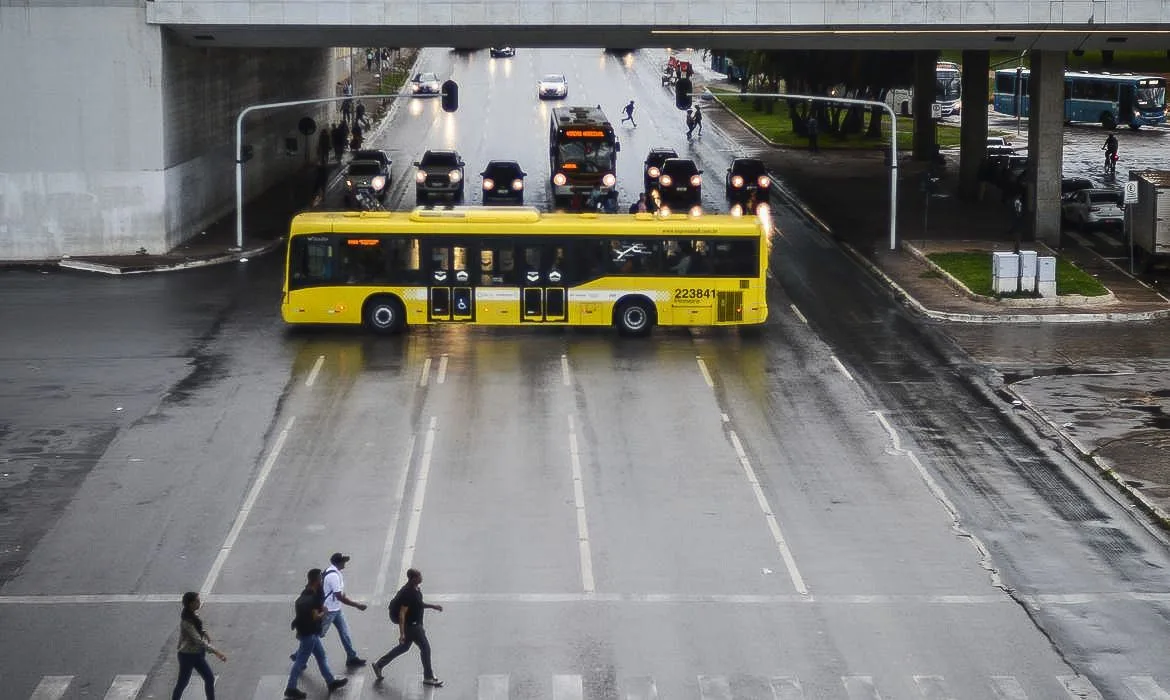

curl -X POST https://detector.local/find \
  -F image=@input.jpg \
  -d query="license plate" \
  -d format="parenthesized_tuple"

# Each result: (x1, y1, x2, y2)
(675, 187, 687, 192)
(497, 189, 510, 194)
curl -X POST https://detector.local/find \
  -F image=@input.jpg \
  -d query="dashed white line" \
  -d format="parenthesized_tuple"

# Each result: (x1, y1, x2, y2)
(561, 354, 572, 386)
(29, 676, 71, 700)
(375, 434, 417, 597)
(830, 354, 854, 382)
(696, 356, 715, 389)
(437, 354, 449, 384)
(567, 415, 596, 593)
(789, 304, 808, 325)
(727, 428, 807, 594)
(419, 357, 432, 387)
(305, 355, 325, 387)
(399, 417, 438, 583)
(201, 415, 296, 595)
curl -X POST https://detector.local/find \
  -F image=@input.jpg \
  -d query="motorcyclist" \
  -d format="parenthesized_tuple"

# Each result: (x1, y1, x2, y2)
(1103, 133, 1119, 172)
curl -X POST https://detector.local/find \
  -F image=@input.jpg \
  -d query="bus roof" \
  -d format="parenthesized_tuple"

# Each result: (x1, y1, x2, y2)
(289, 207, 767, 238)
(551, 105, 612, 129)
(995, 68, 1166, 82)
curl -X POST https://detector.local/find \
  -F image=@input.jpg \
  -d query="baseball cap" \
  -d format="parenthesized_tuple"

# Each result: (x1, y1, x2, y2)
(330, 552, 351, 566)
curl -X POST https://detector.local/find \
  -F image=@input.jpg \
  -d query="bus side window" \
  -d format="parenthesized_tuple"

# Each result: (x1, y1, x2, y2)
(292, 238, 335, 287)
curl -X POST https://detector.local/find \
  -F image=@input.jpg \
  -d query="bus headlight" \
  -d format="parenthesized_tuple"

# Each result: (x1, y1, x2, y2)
(688, 206, 703, 218)
(512, 179, 524, 190)
(689, 174, 702, 187)
(552, 172, 567, 186)
(371, 176, 387, 191)
(648, 166, 661, 178)
(758, 175, 771, 188)
(659, 175, 673, 187)
(731, 175, 744, 188)
(482, 178, 495, 191)
(415, 170, 426, 183)
(449, 170, 462, 183)
(602, 173, 616, 187)
(730, 203, 744, 217)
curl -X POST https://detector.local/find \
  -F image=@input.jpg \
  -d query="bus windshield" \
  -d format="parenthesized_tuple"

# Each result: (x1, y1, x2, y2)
(556, 140, 615, 172)
(937, 72, 961, 102)
(1137, 85, 1166, 108)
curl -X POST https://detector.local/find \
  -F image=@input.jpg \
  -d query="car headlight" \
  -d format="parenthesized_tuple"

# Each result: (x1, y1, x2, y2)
(688, 206, 703, 218)
(371, 176, 386, 191)
(730, 203, 744, 217)
(758, 175, 771, 188)
(411, 84, 420, 93)
(602, 173, 616, 187)
(730, 175, 744, 188)
(657, 205, 672, 217)
(449, 169, 462, 183)
(415, 170, 426, 183)
(512, 179, 524, 190)
(659, 174, 673, 187)
(756, 203, 772, 220)
(483, 178, 495, 191)
(552, 172, 567, 186)
(345, 179, 353, 188)
(648, 166, 661, 178)
(690, 174, 702, 187)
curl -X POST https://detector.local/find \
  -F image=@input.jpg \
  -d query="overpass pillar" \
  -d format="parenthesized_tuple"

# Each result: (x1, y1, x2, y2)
(958, 50, 990, 201)
(1026, 50, 1065, 246)
(913, 50, 939, 160)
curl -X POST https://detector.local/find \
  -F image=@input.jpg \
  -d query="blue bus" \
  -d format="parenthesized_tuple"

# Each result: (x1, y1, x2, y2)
(993, 69, 1166, 129)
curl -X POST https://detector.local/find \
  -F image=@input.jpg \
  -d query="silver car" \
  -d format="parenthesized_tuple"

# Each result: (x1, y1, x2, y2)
(1061, 188, 1124, 231)
(537, 74, 568, 100)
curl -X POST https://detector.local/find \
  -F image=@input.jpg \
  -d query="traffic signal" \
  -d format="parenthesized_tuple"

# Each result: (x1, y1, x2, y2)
(441, 80, 459, 112)
(675, 78, 692, 111)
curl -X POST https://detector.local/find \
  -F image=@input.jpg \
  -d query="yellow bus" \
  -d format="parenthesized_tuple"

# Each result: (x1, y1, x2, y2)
(282, 206, 771, 336)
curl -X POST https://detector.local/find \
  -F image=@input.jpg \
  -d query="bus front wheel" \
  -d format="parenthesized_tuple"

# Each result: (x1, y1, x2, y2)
(364, 295, 406, 334)
(615, 297, 655, 337)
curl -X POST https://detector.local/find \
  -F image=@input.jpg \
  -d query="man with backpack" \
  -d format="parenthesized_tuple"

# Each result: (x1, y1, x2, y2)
(319, 553, 368, 668)
(371, 568, 444, 687)
(286, 569, 348, 699)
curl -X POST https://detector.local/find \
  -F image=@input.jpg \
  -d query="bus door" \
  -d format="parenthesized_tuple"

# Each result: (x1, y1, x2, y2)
(519, 242, 567, 322)
(424, 240, 475, 322)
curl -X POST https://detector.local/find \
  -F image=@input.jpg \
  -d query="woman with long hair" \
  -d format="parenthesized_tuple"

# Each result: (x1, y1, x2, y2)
(172, 591, 227, 700)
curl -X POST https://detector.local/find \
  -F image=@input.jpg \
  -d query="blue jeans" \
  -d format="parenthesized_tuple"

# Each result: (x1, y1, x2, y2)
(321, 609, 360, 661)
(287, 635, 336, 691)
(172, 651, 215, 700)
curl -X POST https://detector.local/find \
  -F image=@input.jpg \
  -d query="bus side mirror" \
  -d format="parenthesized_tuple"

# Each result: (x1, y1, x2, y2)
(676, 78, 693, 110)
(441, 80, 459, 112)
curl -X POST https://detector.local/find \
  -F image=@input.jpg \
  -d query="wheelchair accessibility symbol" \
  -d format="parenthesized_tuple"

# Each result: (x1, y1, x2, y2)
(456, 298, 468, 312)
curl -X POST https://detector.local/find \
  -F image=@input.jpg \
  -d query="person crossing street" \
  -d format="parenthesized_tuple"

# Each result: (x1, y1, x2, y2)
(372, 569, 444, 687)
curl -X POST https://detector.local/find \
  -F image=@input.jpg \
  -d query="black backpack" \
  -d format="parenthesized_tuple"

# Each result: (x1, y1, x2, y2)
(388, 590, 404, 624)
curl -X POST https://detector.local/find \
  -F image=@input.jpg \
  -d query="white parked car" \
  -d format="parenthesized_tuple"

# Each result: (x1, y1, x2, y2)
(1061, 188, 1124, 231)
(537, 74, 568, 100)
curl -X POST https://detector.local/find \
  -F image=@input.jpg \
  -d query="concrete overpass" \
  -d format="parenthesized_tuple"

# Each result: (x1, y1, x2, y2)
(3, 0, 1169, 259)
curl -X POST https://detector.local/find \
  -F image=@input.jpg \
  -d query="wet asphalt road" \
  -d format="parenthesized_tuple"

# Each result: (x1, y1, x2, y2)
(3, 49, 1170, 700)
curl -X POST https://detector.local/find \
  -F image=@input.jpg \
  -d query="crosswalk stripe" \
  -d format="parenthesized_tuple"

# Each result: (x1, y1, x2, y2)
(990, 676, 1028, 700)
(914, 675, 956, 700)
(103, 675, 146, 700)
(345, 676, 367, 696)
(253, 675, 289, 700)
(624, 675, 659, 700)
(842, 676, 883, 700)
(770, 675, 806, 700)
(478, 674, 510, 700)
(698, 675, 732, 700)
(29, 676, 72, 700)
(554, 674, 583, 700)
(1058, 675, 1104, 699)
(1124, 676, 1170, 700)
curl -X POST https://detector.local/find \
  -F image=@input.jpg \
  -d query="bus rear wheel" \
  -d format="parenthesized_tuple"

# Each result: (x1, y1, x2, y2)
(615, 298, 655, 337)
(364, 295, 406, 334)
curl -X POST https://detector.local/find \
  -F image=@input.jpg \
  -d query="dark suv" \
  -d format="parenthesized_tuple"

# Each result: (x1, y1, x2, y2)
(643, 147, 678, 194)
(657, 158, 702, 210)
(480, 161, 527, 205)
(414, 150, 466, 204)
(344, 159, 391, 208)
(725, 158, 770, 211)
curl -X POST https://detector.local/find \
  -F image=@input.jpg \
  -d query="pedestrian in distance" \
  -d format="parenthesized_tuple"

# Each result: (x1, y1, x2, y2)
(692, 104, 703, 136)
(341, 98, 353, 125)
(355, 102, 368, 129)
(350, 123, 364, 152)
(806, 112, 819, 153)
(372, 568, 444, 687)
(686, 109, 697, 140)
(286, 568, 348, 699)
(629, 192, 648, 214)
(320, 553, 369, 668)
(331, 124, 345, 163)
(171, 592, 227, 700)
(621, 100, 637, 127)
(316, 128, 330, 166)
(366, 49, 374, 71)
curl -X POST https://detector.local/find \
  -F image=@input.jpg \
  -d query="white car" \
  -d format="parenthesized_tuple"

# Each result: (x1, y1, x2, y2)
(410, 72, 441, 96)
(538, 74, 568, 100)
(1061, 188, 1124, 231)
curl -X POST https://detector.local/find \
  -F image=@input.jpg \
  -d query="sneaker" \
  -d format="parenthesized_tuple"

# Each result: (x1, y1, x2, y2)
(423, 677, 444, 687)
(289, 653, 296, 662)
(346, 657, 367, 668)
(284, 688, 307, 699)
(327, 678, 349, 693)
(371, 661, 385, 681)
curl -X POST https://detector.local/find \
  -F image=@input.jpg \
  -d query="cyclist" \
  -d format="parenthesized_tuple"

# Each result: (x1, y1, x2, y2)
(1103, 132, 1119, 174)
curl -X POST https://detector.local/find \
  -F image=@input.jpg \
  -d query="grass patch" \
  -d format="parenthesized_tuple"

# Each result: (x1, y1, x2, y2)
(926, 251, 1110, 297)
(708, 88, 960, 150)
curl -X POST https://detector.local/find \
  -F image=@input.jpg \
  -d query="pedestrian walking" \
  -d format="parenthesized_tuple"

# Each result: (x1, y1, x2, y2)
(331, 124, 345, 163)
(341, 99, 353, 125)
(686, 109, 697, 140)
(372, 568, 444, 687)
(320, 553, 368, 668)
(316, 129, 330, 166)
(171, 592, 227, 700)
(350, 123, 364, 151)
(286, 569, 348, 699)
(621, 100, 637, 127)
(355, 102, 368, 128)
(366, 49, 374, 72)
(806, 113, 819, 152)
(692, 104, 703, 135)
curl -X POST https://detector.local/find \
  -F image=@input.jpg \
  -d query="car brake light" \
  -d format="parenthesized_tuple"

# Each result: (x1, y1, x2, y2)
(731, 175, 744, 188)
(659, 174, 673, 187)
(483, 178, 495, 191)
(690, 174, 702, 187)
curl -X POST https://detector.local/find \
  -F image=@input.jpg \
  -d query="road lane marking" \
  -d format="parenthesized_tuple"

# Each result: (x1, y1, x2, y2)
(437, 354, 449, 384)
(696, 356, 715, 388)
(419, 357, 432, 386)
(1058, 675, 1104, 699)
(29, 677, 71, 700)
(399, 417, 438, 584)
(789, 304, 808, 324)
(554, 674, 583, 700)
(1124, 676, 1170, 700)
(913, 675, 952, 700)
(770, 676, 806, 700)
(567, 415, 596, 593)
(104, 675, 146, 700)
(375, 434, 417, 597)
(624, 676, 659, 700)
(728, 428, 807, 594)
(478, 674, 510, 700)
(991, 676, 1028, 700)
(842, 676, 882, 699)
(561, 354, 571, 386)
(830, 354, 854, 382)
(305, 355, 325, 387)
(201, 415, 296, 595)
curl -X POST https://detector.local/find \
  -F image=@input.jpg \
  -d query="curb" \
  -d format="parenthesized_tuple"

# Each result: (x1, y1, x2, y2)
(58, 238, 284, 275)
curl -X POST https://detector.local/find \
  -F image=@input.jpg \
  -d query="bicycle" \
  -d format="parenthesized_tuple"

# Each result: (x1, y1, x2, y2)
(1104, 151, 1118, 176)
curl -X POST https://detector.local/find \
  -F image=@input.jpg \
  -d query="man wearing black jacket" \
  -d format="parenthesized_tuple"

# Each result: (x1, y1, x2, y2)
(285, 569, 348, 699)
(371, 568, 444, 687)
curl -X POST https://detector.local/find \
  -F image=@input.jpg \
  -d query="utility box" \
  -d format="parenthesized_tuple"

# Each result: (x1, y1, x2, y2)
(1018, 250, 1038, 292)
(1128, 170, 1170, 267)
(992, 252, 1020, 294)
(1037, 256, 1057, 297)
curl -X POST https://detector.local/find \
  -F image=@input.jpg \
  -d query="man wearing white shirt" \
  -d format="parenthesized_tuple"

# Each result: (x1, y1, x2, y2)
(321, 552, 368, 668)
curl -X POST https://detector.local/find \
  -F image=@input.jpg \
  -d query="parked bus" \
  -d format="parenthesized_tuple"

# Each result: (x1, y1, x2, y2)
(282, 206, 771, 336)
(549, 106, 619, 208)
(886, 61, 963, 117)
(992, 69, 1167, 129)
